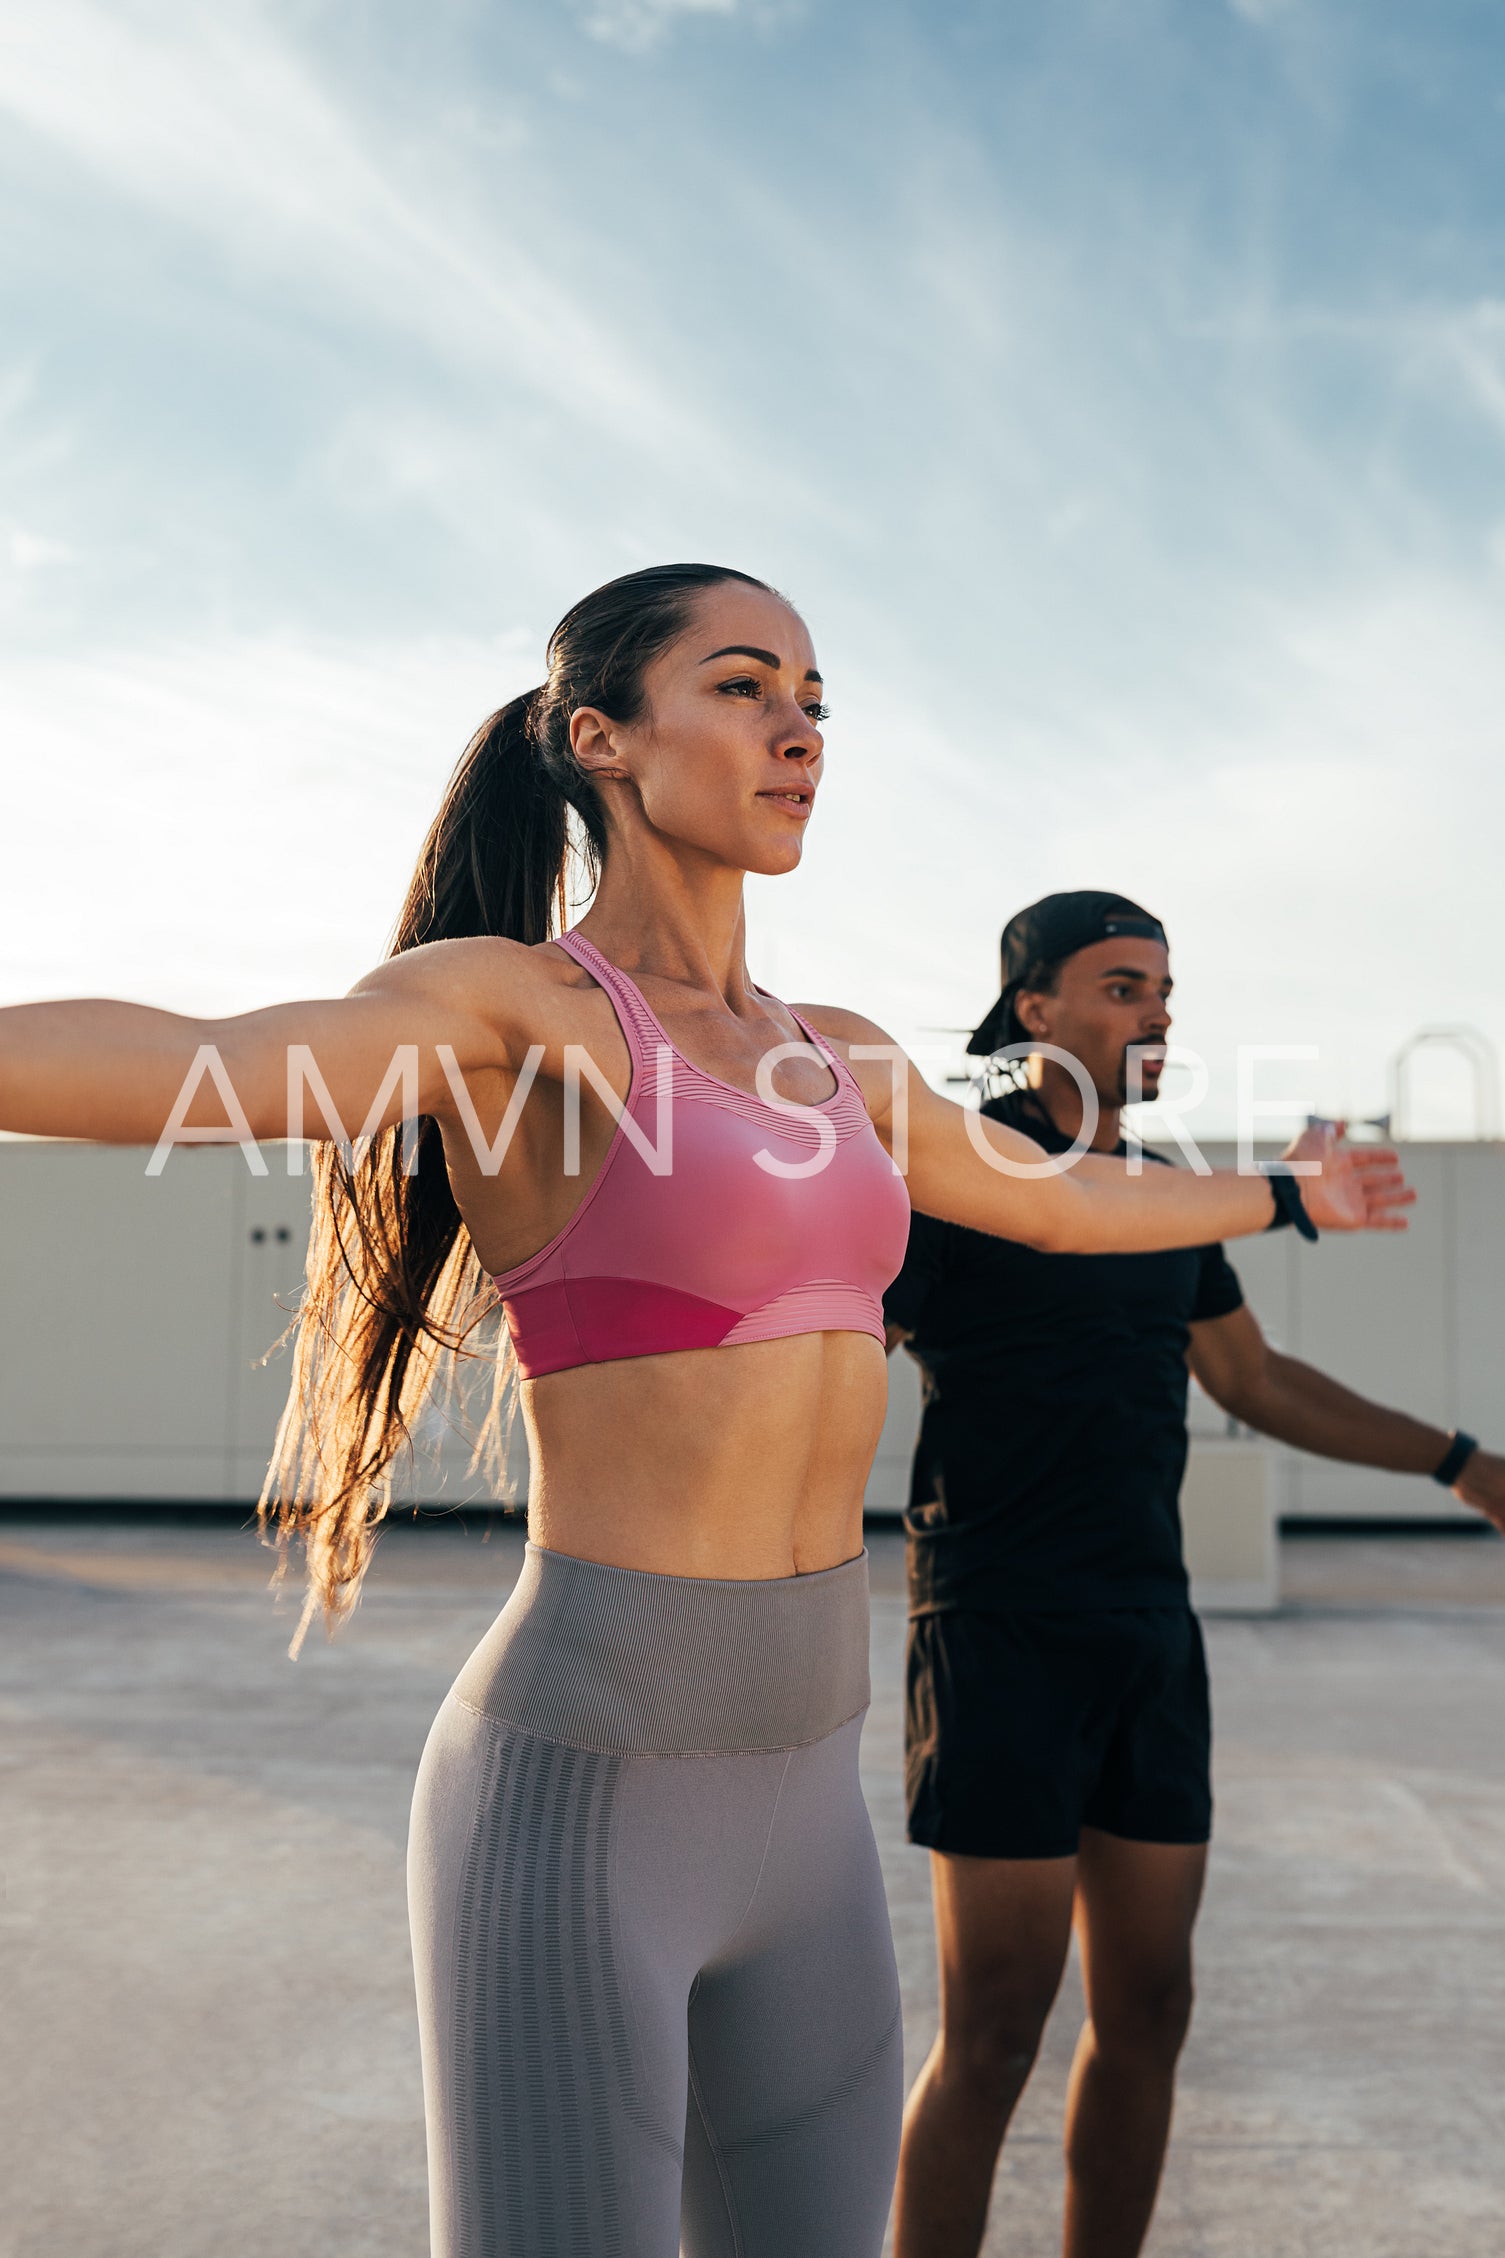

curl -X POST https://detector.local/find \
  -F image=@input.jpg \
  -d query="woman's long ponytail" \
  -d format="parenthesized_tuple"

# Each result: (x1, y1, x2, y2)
(399, 690, 580, 955)
(260, 564, 770, 1645)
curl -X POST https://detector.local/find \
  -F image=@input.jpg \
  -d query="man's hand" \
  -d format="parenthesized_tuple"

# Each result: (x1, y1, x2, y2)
(1283, 1121, 1415, 1233)
(1452, 1448, 1505, 1535)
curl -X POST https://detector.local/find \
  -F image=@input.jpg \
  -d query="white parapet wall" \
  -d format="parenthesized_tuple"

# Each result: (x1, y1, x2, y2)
(1, 1138, 1501, 1527)
(1180, 1440, 1280, 1613)
(0, 1142, 523, 1507)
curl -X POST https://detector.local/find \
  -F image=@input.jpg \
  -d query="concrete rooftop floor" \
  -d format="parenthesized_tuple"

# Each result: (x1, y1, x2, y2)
(2, 1515, 1504, 2258)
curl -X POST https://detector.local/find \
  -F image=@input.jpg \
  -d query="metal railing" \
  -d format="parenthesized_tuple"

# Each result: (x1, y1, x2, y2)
(1388, 1025, 1501, 1142)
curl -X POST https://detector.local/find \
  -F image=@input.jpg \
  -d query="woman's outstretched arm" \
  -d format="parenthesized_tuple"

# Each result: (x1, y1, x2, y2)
(805, 1009, 1414, 1251)
(0, 937, 548, 1147)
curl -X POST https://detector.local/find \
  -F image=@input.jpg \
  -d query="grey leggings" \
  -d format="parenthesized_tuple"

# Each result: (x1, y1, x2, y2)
(408, 1543, 902, 2257)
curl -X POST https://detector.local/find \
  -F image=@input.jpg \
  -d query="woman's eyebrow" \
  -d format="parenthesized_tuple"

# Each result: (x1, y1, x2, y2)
(699, 644, 824, 683)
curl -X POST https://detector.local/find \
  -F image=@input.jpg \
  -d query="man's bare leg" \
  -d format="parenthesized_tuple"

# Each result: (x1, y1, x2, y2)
(893, 1850, 1077, 2258)
(1061, 1830, 1208, 2258)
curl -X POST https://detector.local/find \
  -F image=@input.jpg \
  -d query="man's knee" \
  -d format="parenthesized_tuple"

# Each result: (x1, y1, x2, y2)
(1089, 1962, 1195, 2071)
(937, 1987, 1055, 2106)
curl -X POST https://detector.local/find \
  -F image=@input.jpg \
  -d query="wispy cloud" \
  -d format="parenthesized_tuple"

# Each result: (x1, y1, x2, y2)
(0, 0, 725, 468)
(8, 527, 76, 569)
(1443, 300, 1505, 440)
(578, 0, 737, 54)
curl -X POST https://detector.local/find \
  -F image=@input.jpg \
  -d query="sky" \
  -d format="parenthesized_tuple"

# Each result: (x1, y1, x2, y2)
(3, 0, 1505, 1135)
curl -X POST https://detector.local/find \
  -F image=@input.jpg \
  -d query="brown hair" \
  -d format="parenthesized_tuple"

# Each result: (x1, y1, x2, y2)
(261, 563, 774, 1647)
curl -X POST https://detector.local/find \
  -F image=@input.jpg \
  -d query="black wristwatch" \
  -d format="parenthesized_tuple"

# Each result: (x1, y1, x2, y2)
(1260, 1166, 1319, 1243)
(1432, 1430, 1478, 1487)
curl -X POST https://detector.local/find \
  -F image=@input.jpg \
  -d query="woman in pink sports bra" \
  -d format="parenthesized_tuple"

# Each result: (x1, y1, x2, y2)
(0, 565, 1411, 2258)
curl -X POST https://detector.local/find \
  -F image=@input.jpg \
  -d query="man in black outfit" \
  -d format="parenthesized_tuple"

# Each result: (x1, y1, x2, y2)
(886, 891, 1505, 2258)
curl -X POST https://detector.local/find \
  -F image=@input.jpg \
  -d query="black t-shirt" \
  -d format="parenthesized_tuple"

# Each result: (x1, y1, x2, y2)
(883, 1088, 1244, 1616)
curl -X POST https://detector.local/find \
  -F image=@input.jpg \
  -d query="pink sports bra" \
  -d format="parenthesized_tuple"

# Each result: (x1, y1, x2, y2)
(491, 930, 912, 1379)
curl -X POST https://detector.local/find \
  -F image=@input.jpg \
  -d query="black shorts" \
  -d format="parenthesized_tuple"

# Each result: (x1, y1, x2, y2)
(905, 1606, 1212, 1860)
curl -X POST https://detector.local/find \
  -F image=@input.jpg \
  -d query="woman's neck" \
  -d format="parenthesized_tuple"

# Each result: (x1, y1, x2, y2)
(574, 851, 753, 1005)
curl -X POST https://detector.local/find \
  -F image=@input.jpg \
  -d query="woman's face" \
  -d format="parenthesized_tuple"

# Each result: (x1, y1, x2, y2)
(572, 584, 827, 877)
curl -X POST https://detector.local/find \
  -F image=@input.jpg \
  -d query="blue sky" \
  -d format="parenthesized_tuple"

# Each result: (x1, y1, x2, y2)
(3, 0, 1504, 1132)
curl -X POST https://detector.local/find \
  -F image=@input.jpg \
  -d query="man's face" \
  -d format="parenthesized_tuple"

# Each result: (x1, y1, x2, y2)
(1015, 936, 1173, 1106)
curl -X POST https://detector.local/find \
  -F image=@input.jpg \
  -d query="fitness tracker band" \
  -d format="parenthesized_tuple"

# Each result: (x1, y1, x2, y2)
(1432, 1430, 1479, 1487)
(1260, 1166, 1320, 1243)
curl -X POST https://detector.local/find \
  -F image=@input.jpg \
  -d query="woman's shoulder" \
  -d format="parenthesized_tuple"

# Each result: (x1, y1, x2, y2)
(351, 932, 623, 1051)
(786, 1001, 896, 1051)
(355, 933, 572, 998)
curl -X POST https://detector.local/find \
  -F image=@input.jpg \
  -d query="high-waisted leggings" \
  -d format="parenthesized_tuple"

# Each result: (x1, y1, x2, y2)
(408, 1543, 903, 2257)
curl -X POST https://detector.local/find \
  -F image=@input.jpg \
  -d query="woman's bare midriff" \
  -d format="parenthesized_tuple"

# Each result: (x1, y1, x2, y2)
(519, 1329, 888, 1579)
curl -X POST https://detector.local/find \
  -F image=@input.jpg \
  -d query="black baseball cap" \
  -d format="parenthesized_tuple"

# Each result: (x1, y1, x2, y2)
(966, 890, 1168, 1056)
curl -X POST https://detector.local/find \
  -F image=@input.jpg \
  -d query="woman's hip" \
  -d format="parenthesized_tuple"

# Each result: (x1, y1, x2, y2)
(408, 1539, 881, 2026)
(442, 1538, 872, 1758)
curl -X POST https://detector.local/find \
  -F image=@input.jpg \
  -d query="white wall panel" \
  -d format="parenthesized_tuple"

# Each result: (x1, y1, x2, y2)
(1452, 1143, 1505, 1448)
(1280, 1142, 1456, 1521)
(230, 1160, 315, 1457)
(1181, 1139, 1465, 1520)
(0, 1145, 236, 1494)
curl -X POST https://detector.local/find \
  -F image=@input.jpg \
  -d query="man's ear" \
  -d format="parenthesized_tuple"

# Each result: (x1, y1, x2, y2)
(1014, 990, 1051, 1041)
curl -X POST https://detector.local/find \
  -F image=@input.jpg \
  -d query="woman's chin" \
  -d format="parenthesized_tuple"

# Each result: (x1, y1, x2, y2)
(739, 816, 808, 878)
(745, 837, 806, 878)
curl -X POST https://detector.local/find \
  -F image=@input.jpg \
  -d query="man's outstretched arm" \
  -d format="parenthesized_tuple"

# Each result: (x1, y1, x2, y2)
(1188, 1304, 1505, 1532)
